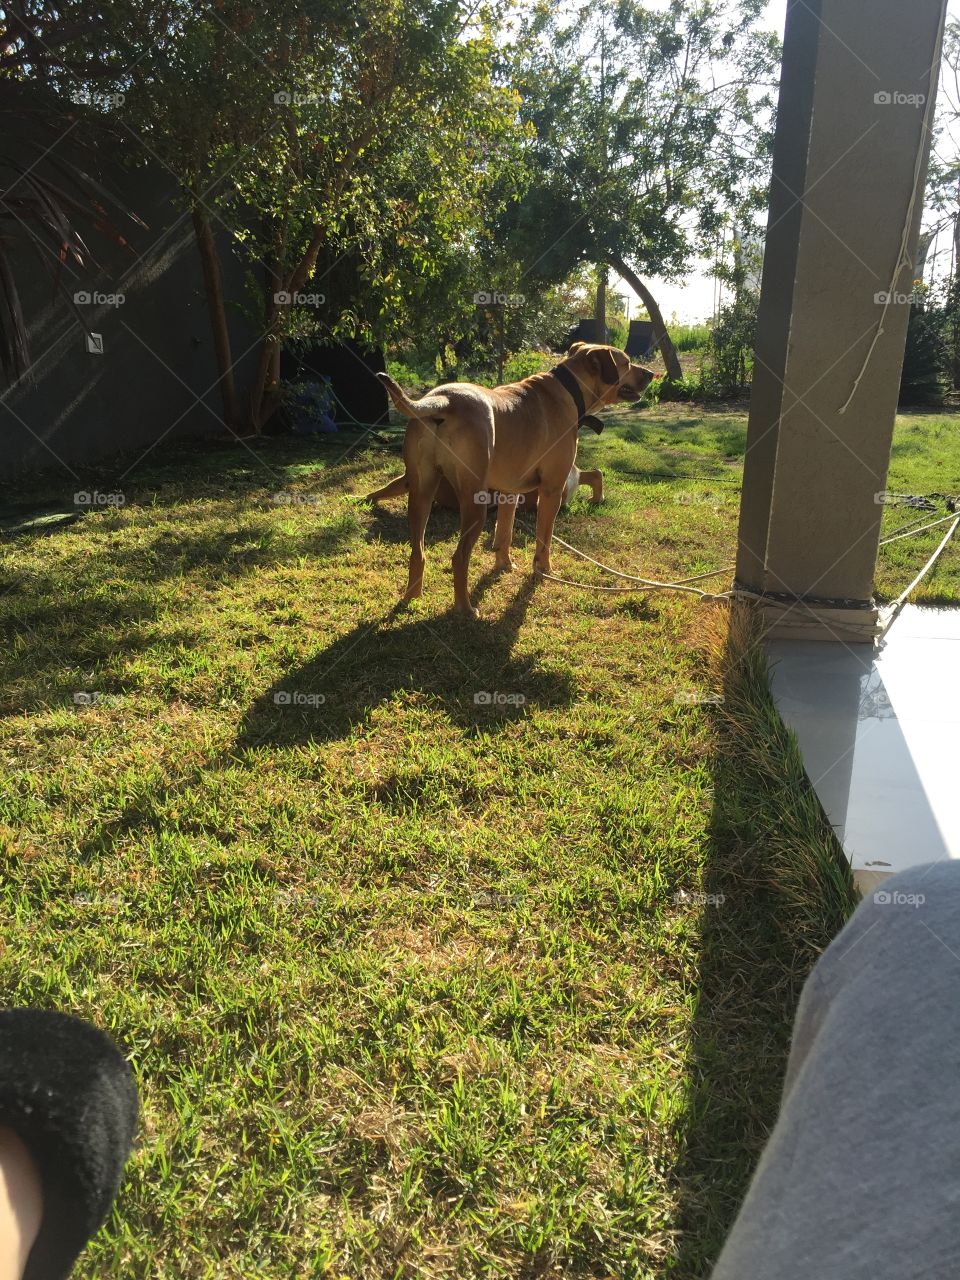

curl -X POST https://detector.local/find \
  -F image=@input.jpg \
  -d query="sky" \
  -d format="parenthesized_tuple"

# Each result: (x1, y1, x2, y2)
(628, 0, 957, 325)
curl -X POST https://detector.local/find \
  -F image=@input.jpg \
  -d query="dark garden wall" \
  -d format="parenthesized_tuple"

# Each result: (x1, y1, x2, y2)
(0, 160, 260, 484)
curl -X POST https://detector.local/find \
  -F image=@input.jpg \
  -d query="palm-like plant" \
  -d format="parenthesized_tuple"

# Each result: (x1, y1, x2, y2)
(0, 5, 144, 382)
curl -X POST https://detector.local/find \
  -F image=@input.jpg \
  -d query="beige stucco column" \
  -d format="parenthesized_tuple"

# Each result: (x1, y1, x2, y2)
(736, 0, 948, 642)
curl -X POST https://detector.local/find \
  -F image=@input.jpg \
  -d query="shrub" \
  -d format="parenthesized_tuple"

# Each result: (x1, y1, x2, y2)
(502, 349, 556, 382)
(672, 323, 712, 352)
(385, 359, 435, 393)
(899, 300, 947, 405)
(703, 292, 757, 397)
(607, 322, 629, 350)
(655, 373, 709, 402)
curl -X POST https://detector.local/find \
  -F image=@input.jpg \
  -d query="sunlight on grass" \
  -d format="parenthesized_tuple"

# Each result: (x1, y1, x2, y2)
(0, 406, 955, 1277)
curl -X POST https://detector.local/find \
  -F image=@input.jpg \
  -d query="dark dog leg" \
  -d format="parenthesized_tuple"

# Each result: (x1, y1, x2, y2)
(364, 473, 409, 503)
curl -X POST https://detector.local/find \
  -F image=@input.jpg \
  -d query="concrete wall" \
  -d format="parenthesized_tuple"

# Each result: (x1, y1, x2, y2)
(0, 161, 260, 483)
(735, 0, 948, 640)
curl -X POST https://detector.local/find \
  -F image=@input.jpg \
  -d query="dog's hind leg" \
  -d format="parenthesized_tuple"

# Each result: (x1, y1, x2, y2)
(579, 468, 604, 503)
(364, 472, 409, 503)
(450, 487, 488, 618)
(492, 497, 519, 572)
(404, 470, 441, 603)
(533, 485, 564, 576)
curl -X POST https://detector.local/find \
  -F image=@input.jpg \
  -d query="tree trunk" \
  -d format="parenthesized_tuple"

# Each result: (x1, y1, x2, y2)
(245, 220, 324, 432)
(248, 221, 288, 434)
(245, 213, 292, 435)
(594, 264, 607, 343)
(191, 204, 242, 430)
(915, 229, 934, 282)
(609, 254, 683, 382)
(248, 325, 281, 434)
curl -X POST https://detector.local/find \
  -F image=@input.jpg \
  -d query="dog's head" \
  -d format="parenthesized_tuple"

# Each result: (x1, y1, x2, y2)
(564, 342, 657, 407)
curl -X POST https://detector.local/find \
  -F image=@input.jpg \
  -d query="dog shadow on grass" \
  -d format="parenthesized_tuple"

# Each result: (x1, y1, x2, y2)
(360, 503, 463, 547)
(72, 573, 572, 861)
(234, 572, 576, 748)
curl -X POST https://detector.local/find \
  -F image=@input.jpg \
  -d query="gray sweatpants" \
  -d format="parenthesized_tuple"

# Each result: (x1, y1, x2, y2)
(710, 861, 960, 1280)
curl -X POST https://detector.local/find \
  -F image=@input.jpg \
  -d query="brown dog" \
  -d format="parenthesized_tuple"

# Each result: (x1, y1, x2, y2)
(376, 343, 655, 617)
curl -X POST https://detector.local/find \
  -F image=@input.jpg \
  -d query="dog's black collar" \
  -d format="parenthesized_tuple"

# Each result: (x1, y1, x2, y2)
(551, 363, 586, 419)
(551, 364, 604, 434)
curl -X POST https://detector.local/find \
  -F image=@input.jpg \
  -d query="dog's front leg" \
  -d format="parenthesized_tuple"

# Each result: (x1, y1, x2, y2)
(533, 486, 564, 576)
(492, 497, 519, 572)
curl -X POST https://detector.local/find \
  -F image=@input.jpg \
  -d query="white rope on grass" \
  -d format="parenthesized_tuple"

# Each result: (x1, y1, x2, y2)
(548, 530, 734, 589)
(879, 510, 959, 546)
(878, 514, 960, 637)
(508, 511, 734, 600)
(540, 569, 732, 600)
(534, 533, 733, 600)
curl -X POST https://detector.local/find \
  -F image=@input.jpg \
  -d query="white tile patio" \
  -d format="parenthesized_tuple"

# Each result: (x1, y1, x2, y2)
(767, 605, 960, 890)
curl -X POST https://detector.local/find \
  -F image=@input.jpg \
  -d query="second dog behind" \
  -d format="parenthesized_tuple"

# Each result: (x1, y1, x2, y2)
(364, 463, 604, 513)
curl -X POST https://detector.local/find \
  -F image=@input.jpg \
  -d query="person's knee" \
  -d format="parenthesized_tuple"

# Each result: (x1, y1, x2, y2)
(861, 862, 959, 931)
(816, 861, 960, 990)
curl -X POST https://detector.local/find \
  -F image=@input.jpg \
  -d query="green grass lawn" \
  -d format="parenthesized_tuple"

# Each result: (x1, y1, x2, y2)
(0, 404, 955, 1278)
(878, 411, 960, 602)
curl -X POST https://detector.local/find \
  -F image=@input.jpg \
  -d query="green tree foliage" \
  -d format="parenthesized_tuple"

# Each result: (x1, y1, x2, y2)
(0, 2, 175, 380)
(900, 287, 948, 406)
(703, 289, 758, 396)
(12, 0, 529, 429)
(497, 0, 779, 378)
(4, 0, 783, 413)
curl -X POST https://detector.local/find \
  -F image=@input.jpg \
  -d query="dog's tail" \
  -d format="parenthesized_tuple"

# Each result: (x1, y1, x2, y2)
(377, 372, 449, 422)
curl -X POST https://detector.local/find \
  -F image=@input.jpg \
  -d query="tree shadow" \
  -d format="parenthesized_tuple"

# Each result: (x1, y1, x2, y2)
(233, 574, 574, 749)
(888, 436, 932, 458)
(895, 403, 958, 416)
(669, 608, 855, 1277)
(286, 449, 403, 495)
(596, 423, 746, 485)
(0, 504, 80, 538)
(0, 512, 371, 710)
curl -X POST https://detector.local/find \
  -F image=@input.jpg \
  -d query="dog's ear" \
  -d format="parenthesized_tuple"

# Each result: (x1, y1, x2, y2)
(590, 347, 621, 385)
(567, 341, 587, 355)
